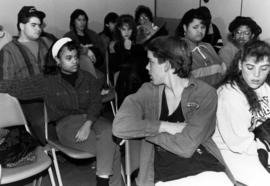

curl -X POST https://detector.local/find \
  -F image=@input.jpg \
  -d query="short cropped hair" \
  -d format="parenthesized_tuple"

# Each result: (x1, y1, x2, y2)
(146, 36, 192, 78)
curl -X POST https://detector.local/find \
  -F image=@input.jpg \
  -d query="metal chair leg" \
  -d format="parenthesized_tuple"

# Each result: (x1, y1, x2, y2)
(51, 148, 63, 186)
(44, 149, 56, 186)
(37, 176, 43, 186)
(110, 101, 116, 116)
(125, 140, 131, 186)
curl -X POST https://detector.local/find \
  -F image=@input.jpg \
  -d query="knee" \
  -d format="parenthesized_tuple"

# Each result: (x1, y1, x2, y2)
(93, 118, 112, 135)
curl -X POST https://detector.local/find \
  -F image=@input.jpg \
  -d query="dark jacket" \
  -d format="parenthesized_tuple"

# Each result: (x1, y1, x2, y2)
(0, 70, 102, 123)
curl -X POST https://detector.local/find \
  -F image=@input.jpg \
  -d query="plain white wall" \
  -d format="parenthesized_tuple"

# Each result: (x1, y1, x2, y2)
(242, 0, 270, 42)
(0, 0, 154, 38)
(156, 0, 199, 19)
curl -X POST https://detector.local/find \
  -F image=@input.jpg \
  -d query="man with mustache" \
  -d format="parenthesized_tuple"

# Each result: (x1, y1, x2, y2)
(219, 16, 262, 70)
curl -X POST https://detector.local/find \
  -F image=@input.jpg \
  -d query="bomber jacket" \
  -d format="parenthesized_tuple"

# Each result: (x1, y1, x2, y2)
(113, 78, 235, 186)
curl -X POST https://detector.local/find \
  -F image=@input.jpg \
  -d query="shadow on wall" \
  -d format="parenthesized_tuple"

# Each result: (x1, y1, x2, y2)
(264, 38, 270, 44)
(212, 17, 228, 44)
(89, 21, 103, 33)
(155, 17, 179, 36)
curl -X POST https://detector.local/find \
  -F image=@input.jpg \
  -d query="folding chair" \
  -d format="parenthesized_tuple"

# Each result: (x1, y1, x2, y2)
(119, 139, 141, 186)
(0, 93, 56, 186)
(43, 104, 95, 186)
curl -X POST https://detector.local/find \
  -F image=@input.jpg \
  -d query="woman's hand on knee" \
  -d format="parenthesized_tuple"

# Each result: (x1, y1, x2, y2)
(75, 120, 93, 142)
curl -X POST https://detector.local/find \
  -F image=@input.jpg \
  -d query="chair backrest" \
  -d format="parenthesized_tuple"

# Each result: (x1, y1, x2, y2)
(79, 54, 97, 78)
(0, 93, 28, 129)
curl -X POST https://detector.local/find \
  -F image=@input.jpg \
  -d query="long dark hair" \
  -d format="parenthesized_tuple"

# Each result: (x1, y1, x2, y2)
(69, 9, 88, 33)
(220, 40, 270, 112)
(115, 14, 137, 42)
(44, 41, 79, 75)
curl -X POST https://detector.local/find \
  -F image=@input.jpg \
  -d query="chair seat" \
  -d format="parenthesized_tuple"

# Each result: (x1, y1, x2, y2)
(1, 146, 52, 184)
(48, 139, 95, 159)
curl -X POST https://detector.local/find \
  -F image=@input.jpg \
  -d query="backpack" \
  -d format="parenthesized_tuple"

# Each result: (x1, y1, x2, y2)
(0, 127, 38, 168)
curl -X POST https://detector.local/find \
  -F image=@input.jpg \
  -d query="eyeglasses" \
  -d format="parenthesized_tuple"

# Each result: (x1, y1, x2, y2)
(139, 15, 150, 21)
(235, 30, 251, 36)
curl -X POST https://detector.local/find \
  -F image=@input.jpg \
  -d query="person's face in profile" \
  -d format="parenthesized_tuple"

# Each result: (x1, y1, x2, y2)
(20, 17, 42, 41)
(57, 47, 79, 75)
(239, 56, 270, 89)
(184, 18, 206, 43)
(146, 50, 167, 85)
(75, 15, 87, 32)
(234, 25, 253, 46)
(106, 21, 117, 32)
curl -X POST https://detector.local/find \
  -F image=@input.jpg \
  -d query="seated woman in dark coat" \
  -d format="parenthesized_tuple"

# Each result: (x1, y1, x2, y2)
(110, 14, 149, 106)
(64, 9, 106, 73)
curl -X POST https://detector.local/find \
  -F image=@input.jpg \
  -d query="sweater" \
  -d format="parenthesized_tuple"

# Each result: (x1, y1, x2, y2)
(0, 70, 102, 123)
(213, 82, 270, 155)
(213, 82, 270, 186)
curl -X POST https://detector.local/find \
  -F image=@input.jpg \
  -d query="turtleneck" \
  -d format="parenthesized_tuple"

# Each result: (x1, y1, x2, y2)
(61, 72, 78, 87)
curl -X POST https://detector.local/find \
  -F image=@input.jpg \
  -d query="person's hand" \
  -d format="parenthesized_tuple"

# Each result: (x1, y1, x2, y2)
(159, 121, 187, 135)
(109, 41, 116, 53)
(87, 49, 96, 63)
(75, 120, 92, 142)
(124, 38, 132, 50)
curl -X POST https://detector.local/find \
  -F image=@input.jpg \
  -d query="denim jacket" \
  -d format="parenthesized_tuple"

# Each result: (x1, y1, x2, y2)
(113, 78, 235, 186)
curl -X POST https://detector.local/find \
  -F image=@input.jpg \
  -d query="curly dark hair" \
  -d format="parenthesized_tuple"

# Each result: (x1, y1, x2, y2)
(220, 40, 270, 112)
(69, 9, 89, 33)
(229, 16, 262, 39)
(115, 14, 137, 42)
(135, 5, 153, 24)
(175, 8, 207, 37)
(146, 36, 192, 78)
